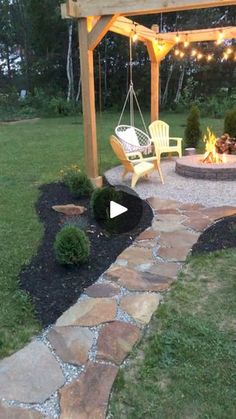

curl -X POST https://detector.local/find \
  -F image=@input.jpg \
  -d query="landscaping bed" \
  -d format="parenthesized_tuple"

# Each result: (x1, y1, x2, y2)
(192, 214, 236, 254)
(19, 182, 153, 327)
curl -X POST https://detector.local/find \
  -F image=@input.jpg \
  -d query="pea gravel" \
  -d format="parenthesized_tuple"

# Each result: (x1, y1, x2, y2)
(105, 160, 236, 207)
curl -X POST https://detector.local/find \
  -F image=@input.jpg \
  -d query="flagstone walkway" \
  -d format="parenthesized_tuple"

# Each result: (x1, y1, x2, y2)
(0, 198, 235, 418)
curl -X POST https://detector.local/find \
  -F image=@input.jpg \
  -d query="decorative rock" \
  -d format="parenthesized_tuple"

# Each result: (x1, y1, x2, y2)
(106, 265, 170, 292)
(0, 402, 43, 419)
(120, 293, 160, 324)
(158, 245, 191, 262)
(59, 362, 118, 419)
(84, 282, 120, 298)
(0, 341, 65, 404)
(52, 204, 87, 215)
(96, 321, 141, 365)
(48, 326, 93, 365)
(56, 298, 117, 327)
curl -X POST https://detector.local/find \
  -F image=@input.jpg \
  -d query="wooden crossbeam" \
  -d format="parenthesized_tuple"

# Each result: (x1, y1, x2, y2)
(65, 0, 236, 18)
(88, 15, 118, 50)
(160, 27, 236, 42)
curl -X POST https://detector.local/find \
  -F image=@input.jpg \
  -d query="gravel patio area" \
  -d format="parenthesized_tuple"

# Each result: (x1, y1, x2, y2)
(105, 160, 236, 207)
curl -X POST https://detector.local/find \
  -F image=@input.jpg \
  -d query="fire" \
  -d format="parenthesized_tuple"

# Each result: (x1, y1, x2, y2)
(202, 127, 227, 164)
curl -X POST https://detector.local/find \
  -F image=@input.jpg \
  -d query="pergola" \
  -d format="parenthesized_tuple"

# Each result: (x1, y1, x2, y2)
(61, 0, 236, 185)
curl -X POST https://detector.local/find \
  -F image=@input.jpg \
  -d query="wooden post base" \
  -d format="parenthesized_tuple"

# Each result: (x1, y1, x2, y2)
(91, 176, 103, 187)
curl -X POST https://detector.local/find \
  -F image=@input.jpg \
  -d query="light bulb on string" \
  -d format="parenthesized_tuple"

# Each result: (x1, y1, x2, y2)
(206, 54, 213, 62)
(184, 34, 189, 48)
(174, 49, 180, 56)
(175, 32, 180, 44)
(180, 51, 185, 58)
(191, 49, 197, 57)
(223, 52, 228, 60)
(197, 53, 203, 60)
(226, 47, 233, 55)
(216, 29, 224, 45)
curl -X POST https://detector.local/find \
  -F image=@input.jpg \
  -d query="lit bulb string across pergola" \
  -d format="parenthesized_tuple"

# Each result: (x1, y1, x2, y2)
(173, 31, 236, 61)
(128, 21, 236, 61)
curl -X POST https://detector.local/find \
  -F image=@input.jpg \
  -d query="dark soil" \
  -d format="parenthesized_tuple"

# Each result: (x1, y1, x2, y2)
(192, 215, 236, 254)
(19, 182, 153, 327)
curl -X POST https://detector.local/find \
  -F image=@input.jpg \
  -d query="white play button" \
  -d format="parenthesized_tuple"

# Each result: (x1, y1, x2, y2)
(110, 201, 128, 219)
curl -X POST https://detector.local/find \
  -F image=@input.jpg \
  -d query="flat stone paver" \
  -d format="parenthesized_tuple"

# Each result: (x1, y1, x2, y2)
(159, 230, 200, 248)
(96, 321, 141, 365)
(147, 261, 181, 279)
(117, 246, 153, 266)
(56, 298, 117, 327)
(0, 402, 43, 419)
(120, 293, 161, 325)
(48, 326, 93, 365)
(106, 265, 170, 292)
(158, 245, 191, 261)
(0, 341, 65, 403)
(84, 282, 120, 298)
(59, 362, 118, 419)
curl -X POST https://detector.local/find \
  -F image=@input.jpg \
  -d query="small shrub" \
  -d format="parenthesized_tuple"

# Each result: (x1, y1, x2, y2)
(91, 187, 122, 232)
(54, 225, 90, 265)
(62, 166, 94, 198)
(224, 109, 236, 138)
(185, 105, 201, 149)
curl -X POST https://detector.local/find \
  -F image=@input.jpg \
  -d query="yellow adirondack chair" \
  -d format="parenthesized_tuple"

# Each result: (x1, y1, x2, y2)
(109, 135, 163, 188)
(149, 120, 182, 158)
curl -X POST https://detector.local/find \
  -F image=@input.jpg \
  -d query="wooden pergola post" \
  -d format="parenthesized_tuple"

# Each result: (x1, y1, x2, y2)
(78, 18, 100, 185)
(147, 41, 161, 122)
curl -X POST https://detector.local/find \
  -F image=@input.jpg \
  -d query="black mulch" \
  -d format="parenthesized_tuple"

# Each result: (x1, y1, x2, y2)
(192, 215, 236, 255)
(19, 182, 153, 327)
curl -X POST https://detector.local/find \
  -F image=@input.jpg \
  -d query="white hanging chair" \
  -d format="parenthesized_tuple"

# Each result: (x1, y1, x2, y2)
(115, 125, 151, 154)
(115, 37, 152, 155)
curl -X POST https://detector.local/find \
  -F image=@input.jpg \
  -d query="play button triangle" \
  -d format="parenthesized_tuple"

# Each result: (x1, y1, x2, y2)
(110, 201, 128, 219)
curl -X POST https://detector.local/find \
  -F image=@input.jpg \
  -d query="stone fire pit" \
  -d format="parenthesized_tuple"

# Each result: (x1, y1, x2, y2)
(176, 154, 236, 180)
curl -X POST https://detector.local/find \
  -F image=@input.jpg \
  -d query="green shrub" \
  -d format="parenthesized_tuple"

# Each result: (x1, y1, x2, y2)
(224, 109, 236, 137)
(54, 225, 90, 265)
(62, 166, 94, 198)
(185, 105, 202, 148)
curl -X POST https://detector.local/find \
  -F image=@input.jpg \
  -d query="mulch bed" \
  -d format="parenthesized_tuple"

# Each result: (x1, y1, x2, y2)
(192, 215, 236, 254)
(19, 182, 153, 327)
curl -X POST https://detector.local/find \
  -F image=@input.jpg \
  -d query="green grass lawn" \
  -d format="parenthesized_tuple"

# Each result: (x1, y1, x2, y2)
(109, 249, 236, 419)
(0, 111, 224, 358)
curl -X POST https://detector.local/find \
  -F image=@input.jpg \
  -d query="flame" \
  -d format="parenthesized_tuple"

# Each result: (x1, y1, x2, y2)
(202, 127, 227, 164)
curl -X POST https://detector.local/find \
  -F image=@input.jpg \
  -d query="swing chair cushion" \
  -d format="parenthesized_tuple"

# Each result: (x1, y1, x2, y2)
(116, 126, 139, 151)
(115, 125, 151, 153)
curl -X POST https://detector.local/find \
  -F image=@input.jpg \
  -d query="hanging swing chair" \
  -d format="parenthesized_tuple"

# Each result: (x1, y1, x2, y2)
(115, 36, 152, 155)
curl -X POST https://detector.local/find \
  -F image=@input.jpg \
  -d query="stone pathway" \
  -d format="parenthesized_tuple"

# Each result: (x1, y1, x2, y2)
(0, 199, 235, 418)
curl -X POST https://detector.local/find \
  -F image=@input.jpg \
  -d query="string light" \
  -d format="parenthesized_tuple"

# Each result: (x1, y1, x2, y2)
(197, 53, 203, 60)
(206, 54, 213, 62)
(226, 47, 233, 55)
(184, 34, 189, 48)
(131, 23, 138, 42)
(216, 29, 224, 45)
(191, 49, 197, 57)
(175, 32, 180, 44)
(180, 51, 185, 58)
(223, 52, 228, 60)
(174, 49, 180, 56)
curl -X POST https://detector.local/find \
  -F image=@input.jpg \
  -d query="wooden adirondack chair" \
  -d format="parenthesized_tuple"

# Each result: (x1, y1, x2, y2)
(109, 135, 163, 188)
(149, 120, 182, 158)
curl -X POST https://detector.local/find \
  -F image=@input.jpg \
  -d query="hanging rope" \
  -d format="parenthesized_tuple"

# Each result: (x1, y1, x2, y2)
(117, 35, 148, 135)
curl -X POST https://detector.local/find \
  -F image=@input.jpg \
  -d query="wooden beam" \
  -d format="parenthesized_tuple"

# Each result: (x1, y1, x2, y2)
(78, 18, 99, 180)
(70, 0, 236, 18)
(88, 15, 117, 50)
(160, 26, 236, 42)
(147, 42, 160, 122)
